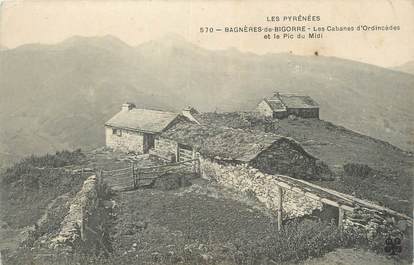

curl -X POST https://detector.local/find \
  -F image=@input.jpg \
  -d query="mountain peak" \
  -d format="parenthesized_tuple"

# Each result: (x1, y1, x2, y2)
(60, 35, 130, 49)
(157, 33, 188, 44)
(137, 33, 202, 52)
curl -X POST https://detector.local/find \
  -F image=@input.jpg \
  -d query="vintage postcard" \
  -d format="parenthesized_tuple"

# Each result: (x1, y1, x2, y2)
(0, 0, 413, 264)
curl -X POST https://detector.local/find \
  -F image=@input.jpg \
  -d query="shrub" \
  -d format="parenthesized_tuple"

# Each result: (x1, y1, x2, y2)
(234, 219, 344, 264)
(343, 163, 372, 178)
(315, 160, 333, 180)
(2, 149, 85, 184)
(23, 149, 86, 168)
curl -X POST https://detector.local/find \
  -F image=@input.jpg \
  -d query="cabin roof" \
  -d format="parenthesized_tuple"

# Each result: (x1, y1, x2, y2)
(278, 94, 319, 109)
(161, 120, 307, 162)
(105, 108, 179, 133)
(264, 93, 319, 110)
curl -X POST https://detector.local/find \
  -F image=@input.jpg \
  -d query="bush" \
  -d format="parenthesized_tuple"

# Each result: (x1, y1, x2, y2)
(315, 160, 333, 180)
(234, 219, 344, 264)
(23, 149, 86, 168)
(2, 149, 85, 185)
(343, 163, 372, 178)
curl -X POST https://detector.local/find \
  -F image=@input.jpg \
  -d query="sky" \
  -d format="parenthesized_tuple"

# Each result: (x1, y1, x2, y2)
(0, 0, 413, 67)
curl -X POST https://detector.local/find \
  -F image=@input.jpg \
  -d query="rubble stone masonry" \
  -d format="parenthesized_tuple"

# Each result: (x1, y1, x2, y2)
(199, 157, 323, 219)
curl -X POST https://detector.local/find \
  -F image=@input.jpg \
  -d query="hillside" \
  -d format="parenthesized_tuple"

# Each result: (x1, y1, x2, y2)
(1, 35, 413, 169)
(393, 61, 414, 75)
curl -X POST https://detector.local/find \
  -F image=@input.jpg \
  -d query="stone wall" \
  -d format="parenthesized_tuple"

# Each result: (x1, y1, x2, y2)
(199, 157, 323, 219)
(49, 175, 99, 251)
(105, 126, 144, 153)
(256, 100, 274, 117)
(153, 137, 178, 161)
(287, 108, 319, 119)
(343, 206, 411, 242)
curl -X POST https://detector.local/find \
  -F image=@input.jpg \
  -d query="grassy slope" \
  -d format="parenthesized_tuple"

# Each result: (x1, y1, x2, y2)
(197, 113, 413, 214)
(107, 183, 345, 265)
(0, 151, 88, 228)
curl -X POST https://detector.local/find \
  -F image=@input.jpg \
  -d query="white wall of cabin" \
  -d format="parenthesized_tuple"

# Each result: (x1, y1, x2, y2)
(105, 126, 144, 153)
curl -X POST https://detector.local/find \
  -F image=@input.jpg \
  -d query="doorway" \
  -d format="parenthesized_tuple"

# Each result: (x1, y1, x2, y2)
(143, 133, 155, 153)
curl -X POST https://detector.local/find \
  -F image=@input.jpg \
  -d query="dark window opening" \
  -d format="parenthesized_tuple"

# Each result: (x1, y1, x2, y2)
(112, 128, 122, 136)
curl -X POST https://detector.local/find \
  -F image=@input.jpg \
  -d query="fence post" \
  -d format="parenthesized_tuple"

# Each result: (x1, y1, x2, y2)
(192, 149, 196, 173)
(277, 185, 283, 231)
(100, 170, 104, 184)
(338, 207, 344, 232)
(136, 168, 140, 189)
(197, 156, 201, 175)
(175, 144, 180, 162)
(96, 170, 101, 194)
(131, 163, 135, 189)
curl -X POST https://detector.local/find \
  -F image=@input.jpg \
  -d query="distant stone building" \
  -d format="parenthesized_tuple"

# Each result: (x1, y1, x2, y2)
(256, 92, 319, 119)
(105, 103, 187, 154)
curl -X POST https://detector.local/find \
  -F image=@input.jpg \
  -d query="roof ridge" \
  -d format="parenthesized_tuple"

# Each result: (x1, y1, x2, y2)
(131, 108, 178, 114)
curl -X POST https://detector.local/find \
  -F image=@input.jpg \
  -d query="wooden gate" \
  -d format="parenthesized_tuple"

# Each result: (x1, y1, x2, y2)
(177, 143, 194, 164)
(101, 166, 133, 191)
(133, 159, 200, 188)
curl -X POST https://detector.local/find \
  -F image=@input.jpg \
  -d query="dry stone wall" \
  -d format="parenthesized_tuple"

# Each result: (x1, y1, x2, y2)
(343, 207, 411, 241)
(49, 175, 99, 251)
(199, 157, 323, 219)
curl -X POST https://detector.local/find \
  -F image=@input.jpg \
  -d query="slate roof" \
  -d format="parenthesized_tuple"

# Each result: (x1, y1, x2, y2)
(264, 98, 286, 112)
(161, 120, 301, 162)
(263, 94, 319, 111)
(278, 94, 319, 109)
(105, 108, 179, 133)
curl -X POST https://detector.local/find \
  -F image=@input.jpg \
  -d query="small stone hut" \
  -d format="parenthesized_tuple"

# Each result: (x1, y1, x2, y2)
(158, 120, 327, 180)
(256, 92, 319, 119)
(105, 103, 184, 154)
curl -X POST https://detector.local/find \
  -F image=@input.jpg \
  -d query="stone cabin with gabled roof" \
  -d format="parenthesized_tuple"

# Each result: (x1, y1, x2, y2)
(105, 103, 192, 154)
(158, 118, 329, 180)
(256, 92, 319, 119)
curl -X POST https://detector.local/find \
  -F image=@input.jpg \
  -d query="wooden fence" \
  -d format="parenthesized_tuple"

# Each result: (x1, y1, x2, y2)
(133, 158, 200, 189)
(100, 166, 134, 191)
(100, 158, 200, 191)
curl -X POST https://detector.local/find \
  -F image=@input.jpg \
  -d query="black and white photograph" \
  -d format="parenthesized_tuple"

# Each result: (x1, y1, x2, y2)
(0, 0, 413, 264)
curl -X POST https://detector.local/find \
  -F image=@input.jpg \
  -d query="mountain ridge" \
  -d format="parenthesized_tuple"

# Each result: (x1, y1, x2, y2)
(392, 61, 414, 75)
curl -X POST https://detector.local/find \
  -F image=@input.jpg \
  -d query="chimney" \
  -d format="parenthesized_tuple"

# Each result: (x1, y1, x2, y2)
(122, 102, 136, 112)
(273, 91, 280, 98)
(182, 106, 200, 124)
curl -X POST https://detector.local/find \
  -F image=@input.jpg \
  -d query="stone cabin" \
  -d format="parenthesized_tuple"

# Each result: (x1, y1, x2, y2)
(157, 119, 328, 180)
(256, 92, 319, 119)
(105, 103, 194, 154)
